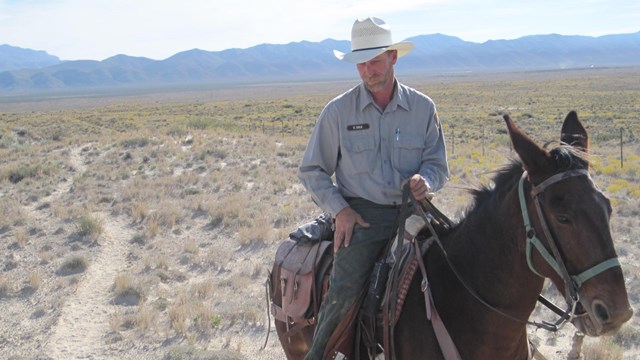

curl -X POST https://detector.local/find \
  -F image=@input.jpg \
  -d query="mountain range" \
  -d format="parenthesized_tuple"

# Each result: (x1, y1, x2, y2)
(1, 32, 639, 93)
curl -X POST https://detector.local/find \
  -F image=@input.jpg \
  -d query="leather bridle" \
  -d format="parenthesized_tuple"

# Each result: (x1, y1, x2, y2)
(517, 169, 621, 329)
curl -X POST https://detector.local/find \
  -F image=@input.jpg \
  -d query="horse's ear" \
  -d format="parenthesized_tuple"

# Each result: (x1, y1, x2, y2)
(503, 114, 552, 175)
(560, 111, 589, 153)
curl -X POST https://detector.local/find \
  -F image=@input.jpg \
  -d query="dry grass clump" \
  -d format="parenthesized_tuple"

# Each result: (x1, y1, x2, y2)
(143, 251, 170, 271)
(0, 164, 47, 184)
(135, 304, 159, 333)
(74, 215, 104, 240)
(0, 275, 12, 298)
(237, 215, 274, 246)
(190, 280, 214, 299)
(0, 198, 28, 228)
(14, 227, 29, 248)
(167, 293, 190, 334)
(164, 283, 228, 337)
(207, 192, 250, 230)
(150, 203, 183, 230)
(56, 255, 88, 276)
(113, 273, 145, 306)
(130, 201, 148, 223)
(183, 238, 199, 255)
(28, 270, 42, 290)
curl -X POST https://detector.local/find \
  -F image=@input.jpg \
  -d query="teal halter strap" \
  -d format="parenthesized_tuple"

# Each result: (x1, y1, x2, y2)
(517, 171, 620, 292)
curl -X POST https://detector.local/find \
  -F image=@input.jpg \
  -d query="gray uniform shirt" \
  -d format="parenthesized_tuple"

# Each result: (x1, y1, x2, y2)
(299, 80, 449, 217)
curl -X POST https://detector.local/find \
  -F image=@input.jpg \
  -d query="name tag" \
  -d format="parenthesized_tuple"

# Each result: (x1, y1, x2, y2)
(347, 124, 370, 131)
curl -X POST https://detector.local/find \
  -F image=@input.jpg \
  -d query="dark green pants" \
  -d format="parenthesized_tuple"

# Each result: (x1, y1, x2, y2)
(304, 198, 405, 360)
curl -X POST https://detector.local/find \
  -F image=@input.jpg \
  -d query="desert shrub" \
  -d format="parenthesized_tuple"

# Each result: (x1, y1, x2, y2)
(237, 215, 273, 246)
(144, 216, 161, 238)
(168, 299, 189, 334)
(183, 238, 199, 255)
(135, 304, 158, 332)
(57, 256, 88, 276)
(152, 203, 182, 229)
(0, 276, 12, 297)
(190, 280, 213, 299)
(186, 118, 214, 130)
(120, 137, 150, 148)
(113, 273, 144, 306)
(14, 227, 28, 247)
(28, 270, 42, 290)
(190, 302, 217, 332)
(130, 201, 148, 222)
(74, 215, 104, 240)
(1, 165, 42, 184)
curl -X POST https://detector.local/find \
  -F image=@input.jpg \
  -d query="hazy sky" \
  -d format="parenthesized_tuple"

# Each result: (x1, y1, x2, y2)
(1, 0, 638, 61)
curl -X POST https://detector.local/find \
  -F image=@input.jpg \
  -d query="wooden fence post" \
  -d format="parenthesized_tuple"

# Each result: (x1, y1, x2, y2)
(482, 125, 485, 156)
(451, 128, 455, 156)
(620, 128, 624, 168)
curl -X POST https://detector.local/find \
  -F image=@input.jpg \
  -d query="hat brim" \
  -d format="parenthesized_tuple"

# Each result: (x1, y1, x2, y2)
(334, 41, 413, 64)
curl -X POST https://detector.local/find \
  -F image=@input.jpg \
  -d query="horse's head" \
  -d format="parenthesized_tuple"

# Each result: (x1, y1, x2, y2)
(504, 111, 632, 336)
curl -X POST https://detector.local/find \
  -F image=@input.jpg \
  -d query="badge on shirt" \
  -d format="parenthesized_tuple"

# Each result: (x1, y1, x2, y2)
(347, 124, 370, 131)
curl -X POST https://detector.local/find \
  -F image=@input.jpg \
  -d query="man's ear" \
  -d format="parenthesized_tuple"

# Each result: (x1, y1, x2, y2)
(388, 50, 398, 64)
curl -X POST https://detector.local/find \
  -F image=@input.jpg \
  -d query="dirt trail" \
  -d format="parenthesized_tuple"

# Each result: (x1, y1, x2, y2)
(26, 146, 86, 215)
(40, 146, 133, 359)
(46, 214, 132, 359)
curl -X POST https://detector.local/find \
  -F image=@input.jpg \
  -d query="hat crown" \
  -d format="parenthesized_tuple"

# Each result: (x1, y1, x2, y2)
(351, 17, 393, 52)
(334, 17, 412, 63)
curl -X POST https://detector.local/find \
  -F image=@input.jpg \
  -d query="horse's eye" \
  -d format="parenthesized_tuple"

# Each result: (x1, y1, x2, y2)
(556, 215, 571, 224)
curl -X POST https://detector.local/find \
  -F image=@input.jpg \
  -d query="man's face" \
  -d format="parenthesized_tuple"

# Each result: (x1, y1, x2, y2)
(356, 50, 397, 93)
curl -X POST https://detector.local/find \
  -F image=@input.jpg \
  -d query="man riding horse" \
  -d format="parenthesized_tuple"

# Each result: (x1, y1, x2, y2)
(298, 17, 450, 360)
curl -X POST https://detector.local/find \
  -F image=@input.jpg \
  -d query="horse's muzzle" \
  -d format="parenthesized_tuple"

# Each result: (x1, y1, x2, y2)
(572, 298, 633, 336)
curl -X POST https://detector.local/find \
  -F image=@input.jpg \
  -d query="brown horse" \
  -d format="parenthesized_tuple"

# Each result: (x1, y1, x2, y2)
(272, 111, 632, 359)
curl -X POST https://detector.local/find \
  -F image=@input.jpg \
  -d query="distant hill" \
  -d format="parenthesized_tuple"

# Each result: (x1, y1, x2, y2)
(1, 32, 639, 93)
(0, 44, 62, 72)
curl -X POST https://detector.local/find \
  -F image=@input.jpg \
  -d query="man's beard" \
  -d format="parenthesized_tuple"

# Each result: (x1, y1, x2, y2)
(363, 70, 391, 93)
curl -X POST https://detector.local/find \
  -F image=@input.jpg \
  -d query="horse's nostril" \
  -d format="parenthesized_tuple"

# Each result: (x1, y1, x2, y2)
(594, 302, 610, 322)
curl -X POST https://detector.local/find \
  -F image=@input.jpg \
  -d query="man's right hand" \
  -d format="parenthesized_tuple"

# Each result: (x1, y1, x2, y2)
(333, 206, 370, 252)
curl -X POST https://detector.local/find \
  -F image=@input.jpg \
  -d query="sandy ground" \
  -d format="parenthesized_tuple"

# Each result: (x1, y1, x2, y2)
(1, 142, 638, 360)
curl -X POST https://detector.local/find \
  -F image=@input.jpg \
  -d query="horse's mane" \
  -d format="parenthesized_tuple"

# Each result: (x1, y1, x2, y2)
(458, 144, 588, 227)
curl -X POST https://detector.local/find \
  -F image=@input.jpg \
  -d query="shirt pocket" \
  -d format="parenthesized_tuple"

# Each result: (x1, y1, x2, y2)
(342, 136, 376, 174)
(391, 135, 425, 177)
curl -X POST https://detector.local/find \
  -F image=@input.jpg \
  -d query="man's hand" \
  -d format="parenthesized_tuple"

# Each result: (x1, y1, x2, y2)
(409, 174, 434, 201)
(333, 206, 370, 252)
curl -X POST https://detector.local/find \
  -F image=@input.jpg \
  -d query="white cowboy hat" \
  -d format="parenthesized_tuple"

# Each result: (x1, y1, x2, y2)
(334, 17, 414, 64)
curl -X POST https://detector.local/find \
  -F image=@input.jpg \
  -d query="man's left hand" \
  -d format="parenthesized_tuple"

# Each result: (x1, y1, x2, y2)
(409, 174, 434, 201)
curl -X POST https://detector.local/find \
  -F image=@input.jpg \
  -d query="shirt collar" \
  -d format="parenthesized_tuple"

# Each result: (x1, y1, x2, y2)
(357, 78, 410, 113)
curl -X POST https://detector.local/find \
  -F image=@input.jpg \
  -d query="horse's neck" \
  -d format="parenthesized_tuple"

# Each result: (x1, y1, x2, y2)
(423, 183, 544, 358)
(435, 182, 545, 326)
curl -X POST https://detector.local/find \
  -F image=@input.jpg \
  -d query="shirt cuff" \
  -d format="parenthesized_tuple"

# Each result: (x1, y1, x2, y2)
(325, 196, 350, 218)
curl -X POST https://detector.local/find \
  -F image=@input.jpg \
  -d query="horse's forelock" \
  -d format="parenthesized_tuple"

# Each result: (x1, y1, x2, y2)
(548, 144, 588, 172)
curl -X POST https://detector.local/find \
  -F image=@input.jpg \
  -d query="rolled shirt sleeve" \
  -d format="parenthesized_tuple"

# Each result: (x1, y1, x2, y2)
(298, 102, 350, 217)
